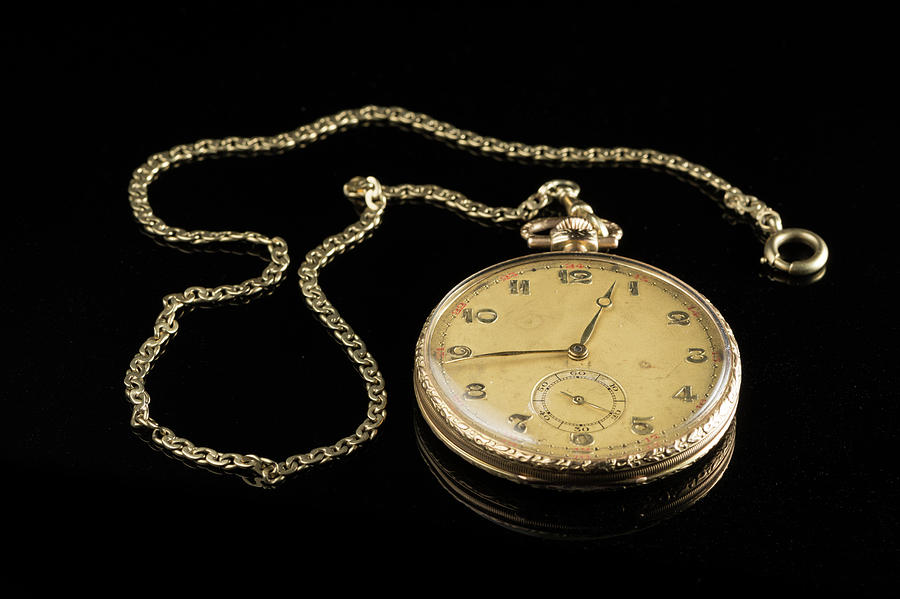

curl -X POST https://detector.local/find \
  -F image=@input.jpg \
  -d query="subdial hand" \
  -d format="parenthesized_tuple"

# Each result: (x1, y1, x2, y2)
(579, 282, 616, 346)
(561, 390, 611, 413)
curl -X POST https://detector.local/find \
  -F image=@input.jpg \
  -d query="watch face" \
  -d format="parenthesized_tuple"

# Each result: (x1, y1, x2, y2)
(414, 252, 740, 487)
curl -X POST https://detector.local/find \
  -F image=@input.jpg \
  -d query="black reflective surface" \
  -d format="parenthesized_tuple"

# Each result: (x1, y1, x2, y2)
(7, 9, 896, 585)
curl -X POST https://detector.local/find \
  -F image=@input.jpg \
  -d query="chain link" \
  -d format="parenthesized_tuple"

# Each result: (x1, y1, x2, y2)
(125, 105, 775, 486)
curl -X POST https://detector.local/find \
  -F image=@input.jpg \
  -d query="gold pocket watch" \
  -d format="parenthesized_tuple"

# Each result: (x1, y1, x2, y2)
(414, 180, 740, 488)
(124, 106, 828, 487)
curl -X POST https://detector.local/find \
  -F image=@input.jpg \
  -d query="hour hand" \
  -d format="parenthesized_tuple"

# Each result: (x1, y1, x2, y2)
(579, 282, 616, 345)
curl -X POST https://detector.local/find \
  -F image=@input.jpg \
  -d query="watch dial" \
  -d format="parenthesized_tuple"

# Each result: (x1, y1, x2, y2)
(417, 252, 737, 480)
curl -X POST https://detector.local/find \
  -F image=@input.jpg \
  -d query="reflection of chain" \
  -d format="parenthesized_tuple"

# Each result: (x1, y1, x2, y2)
(123, 105, 791, 486)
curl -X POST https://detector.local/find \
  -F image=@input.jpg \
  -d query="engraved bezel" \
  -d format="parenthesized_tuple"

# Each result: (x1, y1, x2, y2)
(413, 251, 741, 489)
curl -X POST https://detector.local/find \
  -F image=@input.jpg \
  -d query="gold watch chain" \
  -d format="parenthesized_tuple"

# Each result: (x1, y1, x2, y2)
(124, 105, 803, 485)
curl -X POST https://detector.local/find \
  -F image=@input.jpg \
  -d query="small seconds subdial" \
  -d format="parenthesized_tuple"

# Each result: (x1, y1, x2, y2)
(531, 369, 626, 443)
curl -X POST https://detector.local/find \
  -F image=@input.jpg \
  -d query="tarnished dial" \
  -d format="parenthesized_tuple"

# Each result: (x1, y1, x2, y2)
(414, 252, 741, 488)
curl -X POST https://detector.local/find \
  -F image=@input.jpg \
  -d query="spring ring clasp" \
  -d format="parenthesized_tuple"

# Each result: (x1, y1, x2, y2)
(762, 228, 829, 276)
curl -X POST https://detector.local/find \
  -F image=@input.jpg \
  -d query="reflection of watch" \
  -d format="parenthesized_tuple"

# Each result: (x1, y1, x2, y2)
(414, 410, 737, 540)
(123, 106, 828, 486)
(414, 237, 740, 488)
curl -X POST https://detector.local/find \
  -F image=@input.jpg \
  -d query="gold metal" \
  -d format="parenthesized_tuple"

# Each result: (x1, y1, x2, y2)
(124, 105, 819, 486)
(550, 217, 600, 252)
(762, 228, 829, 276)
(544, 179, 608, 236)
(415, 412, 737, 539)
(539, 179, 582, 199)
(521, 217, 565, 249)
(567, 343, 589, 360)
(414, 252, 741, 488)
(521, 180, 623, 250)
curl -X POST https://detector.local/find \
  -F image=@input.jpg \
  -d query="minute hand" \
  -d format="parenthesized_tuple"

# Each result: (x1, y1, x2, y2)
(579, 282, 616, 345)
(445, 348, 569, 363)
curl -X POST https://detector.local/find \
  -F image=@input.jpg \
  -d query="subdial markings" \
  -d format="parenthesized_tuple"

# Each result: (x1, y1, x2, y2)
(531, 369, 626, 434)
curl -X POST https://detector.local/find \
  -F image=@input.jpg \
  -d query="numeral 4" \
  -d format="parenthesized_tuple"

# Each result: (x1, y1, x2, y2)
(672, 385, 698, 402)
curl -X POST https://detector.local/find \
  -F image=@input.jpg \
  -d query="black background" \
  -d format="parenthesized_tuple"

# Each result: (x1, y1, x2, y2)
(6, 6, 896, 585)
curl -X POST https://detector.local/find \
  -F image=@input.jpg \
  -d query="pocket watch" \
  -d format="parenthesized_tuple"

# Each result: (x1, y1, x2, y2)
(414, 180, 740, 489)
(123, 105, 828, 487)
